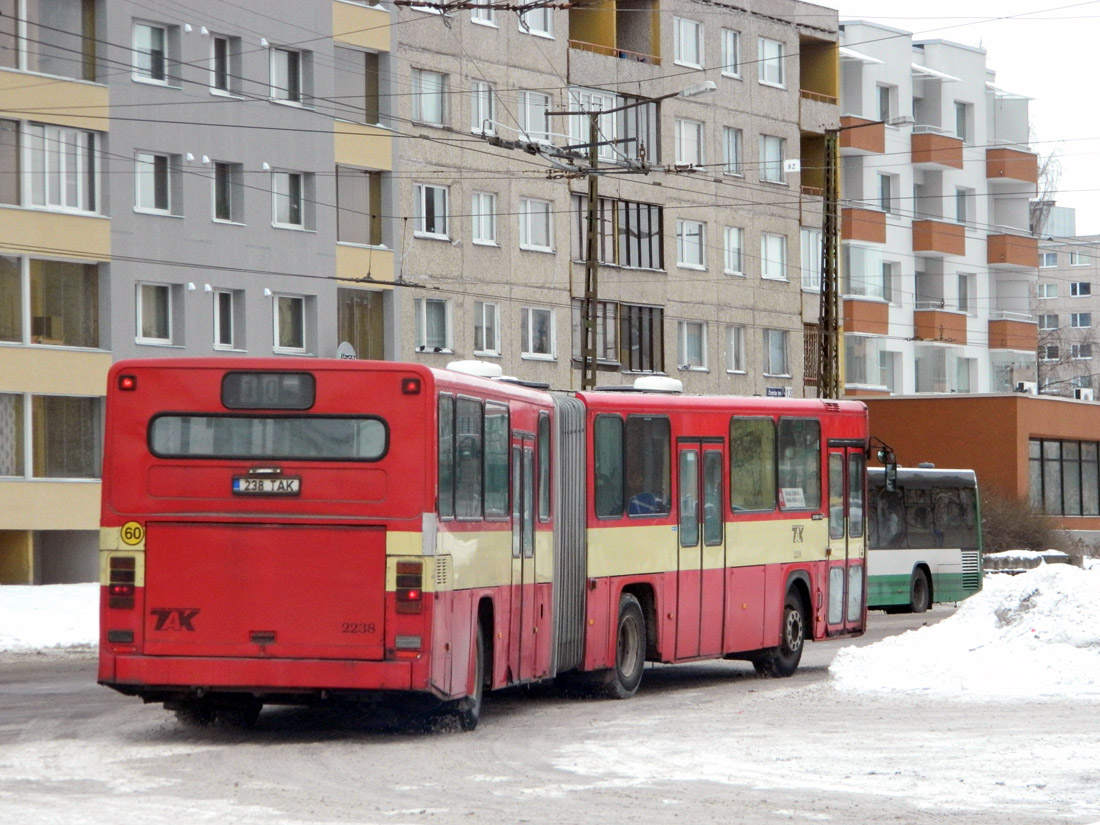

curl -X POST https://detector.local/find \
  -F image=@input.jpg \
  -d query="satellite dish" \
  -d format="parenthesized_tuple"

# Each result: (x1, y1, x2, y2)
(336, 341, 357, 359)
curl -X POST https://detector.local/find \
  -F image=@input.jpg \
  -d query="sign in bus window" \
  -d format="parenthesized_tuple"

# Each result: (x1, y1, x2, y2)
(730, 418, 776, 511)
(149, 414, 386, 460)
(221, 372, 315, 410)
(777, 418, 821, 510)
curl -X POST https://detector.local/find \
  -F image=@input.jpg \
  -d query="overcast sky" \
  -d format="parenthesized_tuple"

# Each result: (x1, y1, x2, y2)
(825, 0, 1100, 235)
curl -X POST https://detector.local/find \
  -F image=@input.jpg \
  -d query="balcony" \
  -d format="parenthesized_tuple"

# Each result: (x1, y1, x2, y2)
(842, 207, 886, 244)
(911, 130, 963, 169)
(913, 219, 965, 257)
(568, 0, 661, 77)
(986, 147, 1038, 186)
(843, 298, 889, 335)
(988, 314, 1037, 351)
(987, 233, 1038, 270)
(838, 116, 884, 155)
(914, 306, 968, 345)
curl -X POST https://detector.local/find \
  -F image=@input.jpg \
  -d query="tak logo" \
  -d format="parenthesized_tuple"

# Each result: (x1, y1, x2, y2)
(791, 525, 804, 543)
(150, 607, 200, 631)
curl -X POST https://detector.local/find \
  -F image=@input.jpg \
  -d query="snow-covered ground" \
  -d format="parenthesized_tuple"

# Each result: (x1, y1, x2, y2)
(3, 564, 1097, 700)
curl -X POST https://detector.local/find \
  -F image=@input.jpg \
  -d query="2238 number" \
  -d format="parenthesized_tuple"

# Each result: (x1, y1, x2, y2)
(341, 622, 376, 634)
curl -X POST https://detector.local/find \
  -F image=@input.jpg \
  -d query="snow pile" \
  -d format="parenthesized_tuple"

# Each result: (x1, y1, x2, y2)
(0, 583, 98, 652)
(831, 563, 1100, 699)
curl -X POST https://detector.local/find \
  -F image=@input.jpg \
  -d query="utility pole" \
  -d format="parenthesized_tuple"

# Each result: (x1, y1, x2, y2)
(818, 128, 841, 399)
(581, 111, 600, 391)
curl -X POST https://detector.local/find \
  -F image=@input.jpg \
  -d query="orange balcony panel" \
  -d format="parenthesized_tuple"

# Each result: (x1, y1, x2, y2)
(911, 132, 963, 169)
(842, 207, 886, 244)
(844, 298, 889, 335)
(914, 309, 967, 345)
(987, 234, 1038, 269)
(986, 148, 1038, 184)
(988, 319, 1037, 351)
(913, 220, 965, 256)
(839, 116, 884, 154)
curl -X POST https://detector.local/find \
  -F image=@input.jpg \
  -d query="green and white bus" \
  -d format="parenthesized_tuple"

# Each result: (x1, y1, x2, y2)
(866, 466, 983, 612)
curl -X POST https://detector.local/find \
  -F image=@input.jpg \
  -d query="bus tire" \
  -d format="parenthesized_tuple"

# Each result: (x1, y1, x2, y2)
(909, 569, 931, 614)
(601, 593, 645, 699)
(451, 620, 485, 731)
(753, 590, 806, 678)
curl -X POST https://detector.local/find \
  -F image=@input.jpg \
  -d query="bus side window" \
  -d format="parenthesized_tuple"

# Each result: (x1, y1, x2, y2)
(777, 418, 821, 510)
(538, 412, 551, 522)
(594, 415, 624, 518)
(483, 404, 509, 519)
(438, 394, 454, 518)
(455, 398, 483, 519)
(730, 417, 776, 512)
(625, 416, 670, 516)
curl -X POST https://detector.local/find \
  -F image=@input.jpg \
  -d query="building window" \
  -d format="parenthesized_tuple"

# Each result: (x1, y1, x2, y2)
(0, 393, 24, 477)
(411, 68, 446, 125)
(471, 0, 496, 26)
(413, 183, 449, 239)
(471, 80, 495, 134)
(132, 22, 169, 83)
(213, 161, 244, 223)
(724, 227, 743, 275)
(518, 90, 551, 143)
(954, 101, 971, 143)
(621, 303, 664, 373)
(722, 126, 742, 175)
(721, 29, 741, 77)
(0, 119, 17, 205)
(763, 329, 789, 375)
(31, 395, 102, 479)
(334, 47, 381, 124)
(571, 299, 619, 365)
(879, 173, 895, 213)
(213, 289, 238, 349)
(877, 84, 894, 122)
(134, 152, 173, 214)
(956, 187, 972, 224)
(677, 219, 705, 269)
(673, 17, 702, 68)
(9, 0, 97, 80)
(521, 307, 555, 359)
(759, 134, 785, 183)
(519, 6, 552, 37)
(678, 321, 707, 370)
(337, 288, 384, 360)
(337, 166, 381, 245)
(0, 256, 19, 342)
(675, 118, 704, 167)
(801, 228, 822, 291)
(472, 191, 497, 245)
(726, 325, 745, 372)
(415, 297, 451, 351)
(136, 282, 172, 344)
(27, 259, 99, 347)
(1072, 282, 1092, 297)
(26, 124, 98, 213)
(568, 88, 618, 162)
(1070, 250, 1087, 266)
(270, 47, 306, 103)
(883, 261, 898, 304)
(474, 300, 501, 355)
(272, 171, 311, 228)
(1041, 345, 1059, 361)
(210, 35, 241, 94)
(1038, 282, 1058, 299)
(843, 244, 885, 298)
(273, 294, 306, 352)
(519, 197, 553, 251)
(758, 37, 785, 87)
(1039, 252, 1057, 268)
(761, 233, 788, 280)
(1038, 314, 1059, 330)
(570, 195, 663, 270)
(957, 273, 973, 314)
(1072, 312, 1092, 328)
(1073, 343, 1093, 360)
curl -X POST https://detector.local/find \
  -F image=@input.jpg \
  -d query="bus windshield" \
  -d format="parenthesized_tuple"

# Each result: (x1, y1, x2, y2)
(149, 414, 388, 461)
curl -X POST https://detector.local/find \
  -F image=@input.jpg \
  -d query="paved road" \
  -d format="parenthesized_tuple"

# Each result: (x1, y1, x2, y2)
(1, 606, 1095, 825)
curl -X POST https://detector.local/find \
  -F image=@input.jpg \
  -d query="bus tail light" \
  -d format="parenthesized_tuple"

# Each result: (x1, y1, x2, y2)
(396, 560, 423, 614)
(109, 556, 136, 609)
(401, 377, 422, 395)
(118, 374, 137, 391)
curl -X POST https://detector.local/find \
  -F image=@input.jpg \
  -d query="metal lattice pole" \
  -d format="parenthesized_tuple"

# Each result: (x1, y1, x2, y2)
(818, 129, 841, 399)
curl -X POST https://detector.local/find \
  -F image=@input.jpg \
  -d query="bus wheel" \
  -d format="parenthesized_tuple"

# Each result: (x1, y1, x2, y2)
(449, 620, 485, 731)
(601, 593, 645, 699)
(909, 569, 931, 614)
(753, 590, 806, 678)
(173, 702, 215, 727)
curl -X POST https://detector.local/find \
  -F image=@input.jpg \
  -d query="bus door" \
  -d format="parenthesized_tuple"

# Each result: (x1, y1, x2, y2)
(676, 439, 726, 659)
(826, 444, 867, 634)
(510, 435, 537, 682)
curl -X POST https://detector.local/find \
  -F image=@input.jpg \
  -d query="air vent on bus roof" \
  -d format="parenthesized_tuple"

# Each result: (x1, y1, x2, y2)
(632, 376, 683, 394)
(446, 360, 503, 379)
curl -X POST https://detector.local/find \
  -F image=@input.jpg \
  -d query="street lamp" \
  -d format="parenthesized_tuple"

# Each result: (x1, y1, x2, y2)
(551, 81, 717, 390)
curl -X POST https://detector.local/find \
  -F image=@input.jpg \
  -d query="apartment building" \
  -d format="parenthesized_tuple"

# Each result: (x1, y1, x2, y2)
(836, 22, 1038, 396)
(1036, 231, 1100, 398)
(391, 0, 840, 394)
(0, 0, 395, 582)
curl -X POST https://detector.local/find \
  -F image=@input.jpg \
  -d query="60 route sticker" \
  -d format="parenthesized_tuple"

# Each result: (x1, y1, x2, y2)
(120, 521, 145, 546)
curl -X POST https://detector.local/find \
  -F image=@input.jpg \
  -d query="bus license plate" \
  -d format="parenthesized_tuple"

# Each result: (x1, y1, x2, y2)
(232, 477, 301, 495)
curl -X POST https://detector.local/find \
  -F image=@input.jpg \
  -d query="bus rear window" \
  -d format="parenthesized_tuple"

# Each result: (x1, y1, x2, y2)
(149, 415, 387, 461)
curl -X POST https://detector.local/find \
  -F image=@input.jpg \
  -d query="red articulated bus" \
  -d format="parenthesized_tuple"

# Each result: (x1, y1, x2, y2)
(99, 358, 871, 729)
